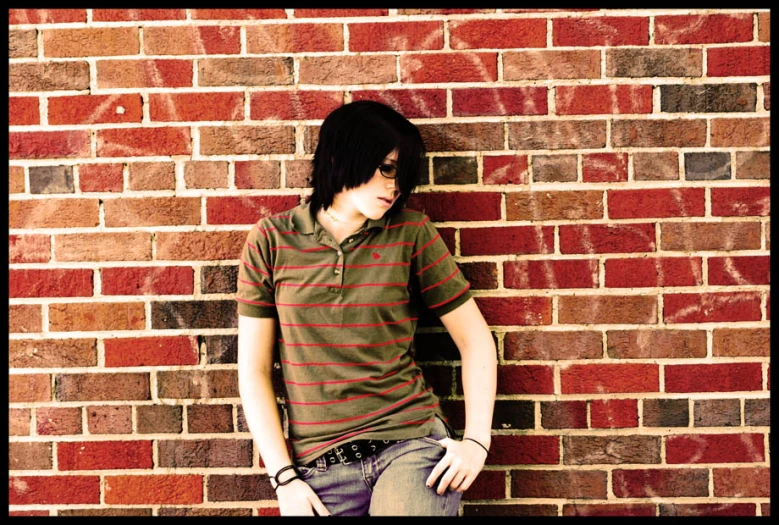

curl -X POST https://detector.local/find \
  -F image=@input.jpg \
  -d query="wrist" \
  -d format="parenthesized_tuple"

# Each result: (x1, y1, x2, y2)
(269, 464, 300, 490)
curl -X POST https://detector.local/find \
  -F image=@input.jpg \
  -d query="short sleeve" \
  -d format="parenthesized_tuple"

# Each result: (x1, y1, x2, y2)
(236, 220, 278, 318)
(411, 214, 472, 317)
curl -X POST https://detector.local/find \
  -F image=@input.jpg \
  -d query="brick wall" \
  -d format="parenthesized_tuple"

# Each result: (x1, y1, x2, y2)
(8, 8, 770, 517)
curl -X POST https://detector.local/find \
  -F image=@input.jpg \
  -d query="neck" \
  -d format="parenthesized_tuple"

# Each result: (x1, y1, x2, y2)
(324, 197, 367, 225)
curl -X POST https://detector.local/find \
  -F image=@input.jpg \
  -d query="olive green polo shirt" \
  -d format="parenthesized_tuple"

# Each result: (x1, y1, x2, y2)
(236, 200, 472, 465)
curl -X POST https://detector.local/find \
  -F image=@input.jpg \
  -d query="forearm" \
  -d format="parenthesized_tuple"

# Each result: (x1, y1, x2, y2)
(239, 371, 293, 475)
(460, 336, 497, 448)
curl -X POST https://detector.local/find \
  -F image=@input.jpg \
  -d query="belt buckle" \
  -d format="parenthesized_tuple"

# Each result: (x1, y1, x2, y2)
(334, 447, 352, 465)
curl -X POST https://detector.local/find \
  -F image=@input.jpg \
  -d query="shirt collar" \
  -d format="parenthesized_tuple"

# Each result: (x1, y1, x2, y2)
(290, 200, 390, 235)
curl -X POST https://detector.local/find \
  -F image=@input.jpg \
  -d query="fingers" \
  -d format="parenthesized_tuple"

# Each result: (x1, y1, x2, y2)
(425, 456, 451, 489)
(310, 494, 331, 517)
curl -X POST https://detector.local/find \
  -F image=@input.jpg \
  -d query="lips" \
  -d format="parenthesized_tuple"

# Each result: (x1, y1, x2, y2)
(378, 197, 393, 205)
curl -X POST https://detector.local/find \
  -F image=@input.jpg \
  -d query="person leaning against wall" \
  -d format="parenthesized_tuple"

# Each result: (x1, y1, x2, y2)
(236, 100, 498, 516)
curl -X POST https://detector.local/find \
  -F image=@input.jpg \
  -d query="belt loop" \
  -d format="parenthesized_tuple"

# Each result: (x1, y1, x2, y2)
(316, 455, 327, 471)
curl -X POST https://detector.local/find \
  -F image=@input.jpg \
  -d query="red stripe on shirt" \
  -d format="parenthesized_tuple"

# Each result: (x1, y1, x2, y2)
(284, 362, 410, 386)
(279, 336, 413, 348)
(286, 374, 422, 406)
(279, 317, 417, 328)
(281, 353, 405, 368)
(241, 258, 270, 277)
(236, 297, 275, 307)
(275, 300, 409, 308)
(356, 241, 414, 249)
(271, 245, 332, 252)
(411, 233, 440, 258)
(416, 252, 447, 276)
(237, 278, 272, 292)
(386, 220, 428, 229)
(295, 427, 376, 458)
(276, 281, 407, 289)
(275, 262, 409, 270)
(420, 267, 459, 293)
(428, 282, 470, 309)
(288, 387, 433, 425)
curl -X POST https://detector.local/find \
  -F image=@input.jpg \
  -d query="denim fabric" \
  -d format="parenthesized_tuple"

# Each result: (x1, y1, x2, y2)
(296, 416, 463, 516)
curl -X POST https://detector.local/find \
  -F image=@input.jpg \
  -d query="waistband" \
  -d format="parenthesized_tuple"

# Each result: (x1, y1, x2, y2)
(303, 438, 402, 468)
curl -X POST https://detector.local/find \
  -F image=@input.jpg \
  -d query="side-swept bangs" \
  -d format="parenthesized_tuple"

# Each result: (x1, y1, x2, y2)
(308, 100, 425, 215)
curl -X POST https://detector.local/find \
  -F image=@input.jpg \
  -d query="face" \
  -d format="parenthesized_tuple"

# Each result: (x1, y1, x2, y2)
(340, 149, 401, 221)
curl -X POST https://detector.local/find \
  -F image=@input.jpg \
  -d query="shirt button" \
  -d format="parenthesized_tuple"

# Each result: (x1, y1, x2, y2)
(347, 238, 353, 243)
(337, 251, 342, 257)
(334, 269, 341, 275)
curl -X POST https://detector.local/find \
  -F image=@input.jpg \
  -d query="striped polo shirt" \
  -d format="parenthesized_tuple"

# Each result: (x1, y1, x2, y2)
(236, 200, 472, 465)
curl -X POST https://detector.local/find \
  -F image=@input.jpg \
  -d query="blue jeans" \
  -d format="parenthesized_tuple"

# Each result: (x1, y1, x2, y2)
(296, 416, 463, 516)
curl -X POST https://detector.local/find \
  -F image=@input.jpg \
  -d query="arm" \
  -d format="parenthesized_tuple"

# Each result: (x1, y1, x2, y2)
(425, 298, 497, 494)
(237, 314, 330, 516)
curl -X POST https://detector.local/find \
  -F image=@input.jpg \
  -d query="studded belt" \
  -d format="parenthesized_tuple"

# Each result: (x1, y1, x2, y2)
(304, 438, 402, 467)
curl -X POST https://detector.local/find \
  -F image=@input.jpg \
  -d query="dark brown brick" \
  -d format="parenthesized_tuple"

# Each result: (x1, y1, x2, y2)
(736, 151, 769, 180)
(613, 468, 708, 498)
(563, 436, 661, 465)
(506, 330, 602, 360)
(159, 439, 251, 468)
(607, 330, 707, 359)
(418, 123, 504, 152)
(201, 265, 238, 294)
(661, 84, 756, 113)
(432, 156, 477, 184)
(199, 57, 293, 86)
(9, 442, 53, 470)
(203, 335, 238, 364)
(187, 404, 233, 433)
(744, 398, 769, 426)
(542, 401, 587, 429)
(59, 509, 152, 516)
(463, 504, 558, 516)
(684, 152, 731, 180)
(207, 474, 275, 502)
(607, 48, 702, 77)
(157, 370, 238, 399)
(10, 61, 90, 92)
(29, 165, 75, 193)
(136, 404, 183, 434)
(633, 152, 680, 181)
(158, 508, 252, 516)
(459, 262, 498, 290)
(508, 120, 606, 150)
(660, 503, 757, 516)
(152, 300, 237, 329)
(492, 400, 534, 430)
(532, 154, 577, 182)
(693, 399, 740, 427)
(87, 405, 132, 434)
(643, 398, 689, 427)
(511, 470, 607, 499)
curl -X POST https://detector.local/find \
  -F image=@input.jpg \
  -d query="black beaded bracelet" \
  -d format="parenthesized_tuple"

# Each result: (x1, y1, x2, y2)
(463, 437, 490, 456)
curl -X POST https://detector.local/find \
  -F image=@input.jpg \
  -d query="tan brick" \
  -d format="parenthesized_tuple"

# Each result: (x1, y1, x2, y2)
(10, 62, 90, 92)
(9, 374, 51, 402)
(9, 305, 42, 334)
(54, 233, 152, 262)
(155, 230, 248, 261)
(87, 406, 133, 434)
(200, 126, 295, 155)
(43, 27, 139, 57)
(507, 190, 603, 221)
(104, 197, 201, 227)
(661, 222, 761, 251)
(9, 199, 99, 229)
(711, 118, 770, 147)
(199, 57, 293, 86)
(735, 151, 769, 180)
(9, 166, 25, 193)
(712, 328, 769, 357)
(9, 442, 52, 470)
(633, 152, 680, 181)
(184, 161, 229, 189)
(128, 162, 175, 191)
(9, 29, 38, 58)
(48, 302, 146, 332)
(36, 406, 82, 435)
(505, 331, 602, 360)
(300, 55, 396, 84)
(504, 50, 600, 80)
(9, 339, 97, 368)
(559, 295, 657, 325)
(508, 120, 606, 150)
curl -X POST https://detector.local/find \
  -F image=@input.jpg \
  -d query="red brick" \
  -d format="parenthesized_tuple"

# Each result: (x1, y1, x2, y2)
(708, 46, 770, 77)
(349, 21, 442, 51)
(9, 234, 51, 263)
(559, 295, 657, 325)
(43, 27, 139, 58)
(711, 187, 770, 217)
(9, 476, 100, 505)
(250, 90, 342, 120)
(666, 433, 765, 464)
(450, 18, 546, 49)
(36, 407, 82, 435)
(665, 363, 763, 393)
(105, 336, 198, 367)
(405, 192, 501, 221)
(401, 52, 497, 83)
(561, 364, 660, 394)
(505, 330, 603, 360)
(557, 85, 652, 115)
(605, 257, 703, 287)
(58, 441, 152, 470)
(462, 470, 506, 501)
(708, 256, 770, 285)
(351, 89, 446, 118)
(607, 329, 707, 359)
(9, 269, 92, 298)
(505, 259, 598, 289)
(9, 305, 42, 334)
(565, 504, 655, 516)
(97, 127, 191, 157)
(489, 435, 559, 466)
(101, 266, 194, 296)
(96, 59, 193, 89)
(554, 17, 649, 46)
(582, 153, 628, 182)
(105, 475, 203, 504)
(143, 26, 240, 55)
(610, 188, 704, 219)
(79, 163, 124, 192)
(93, 9, 185, 21)
(461, 226, 554, 256)
(655, 13, 753, 44)
(511, 470, 607, 498)
(453, 87, 547, 116)
(664, 292, 762, 323)
(48, 94, 142, 125)
(613, 468, 708, 497)
(483, 155, 529, 185)
(293, 9, 387, 18)
(661, 503, 757, 516)
(191, 9, 287, 19)
(48, 302, 146, 332)
(590, 399, 639, 428)
(474, 297, 552, 326)
(497, 365, 554, 395)
(149, 92, 243, 122)
(9, 130, 91, 159)
(9, 374, 51, 403)
(206, 195, 300, 225)
(9, 96, 39, 126)
(713, 467, 770, 497)
(9, 9, 86, 24)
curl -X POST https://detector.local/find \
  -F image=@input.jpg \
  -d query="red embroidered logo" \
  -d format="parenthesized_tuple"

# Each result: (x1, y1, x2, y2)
(372, 252, 381, 260)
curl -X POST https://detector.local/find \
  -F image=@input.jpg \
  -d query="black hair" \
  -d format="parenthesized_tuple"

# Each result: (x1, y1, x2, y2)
(307, 100, 425, 216)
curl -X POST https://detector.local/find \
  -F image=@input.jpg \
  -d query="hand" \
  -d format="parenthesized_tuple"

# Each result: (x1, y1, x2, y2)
(425, 437, 488, 495)
(276, 479, 331, 516)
